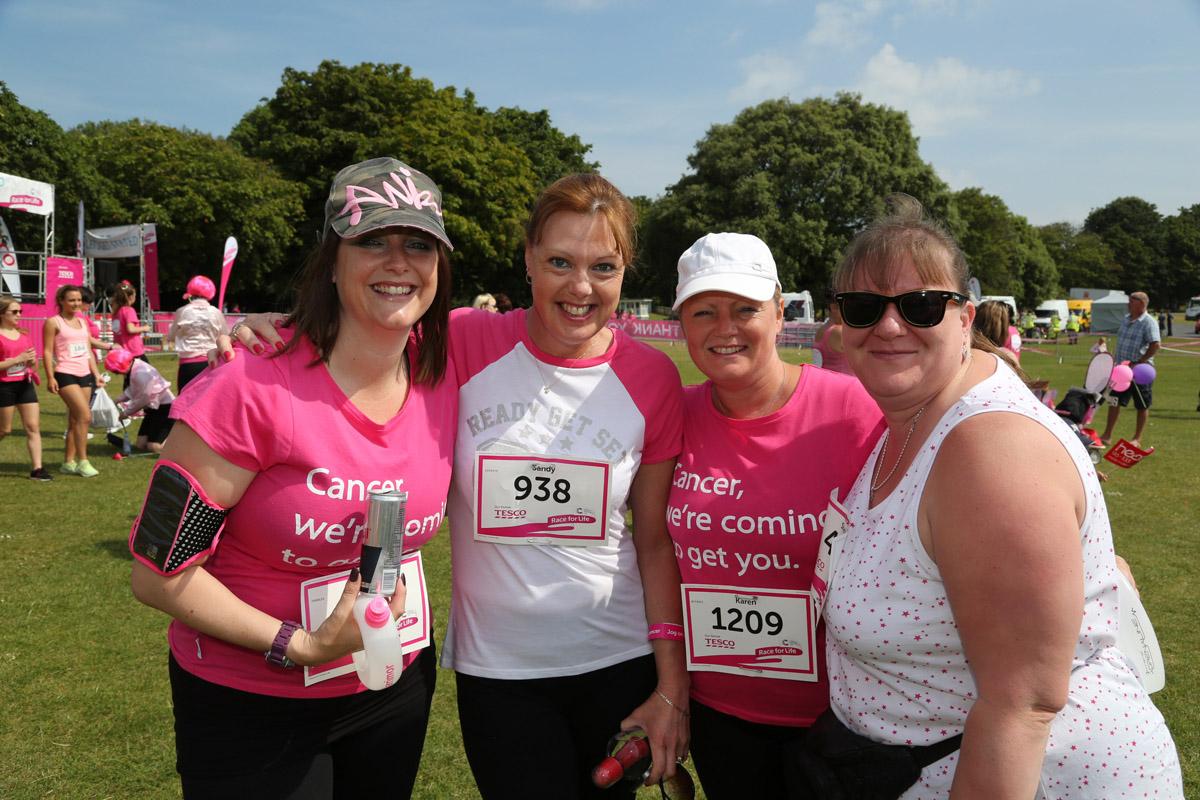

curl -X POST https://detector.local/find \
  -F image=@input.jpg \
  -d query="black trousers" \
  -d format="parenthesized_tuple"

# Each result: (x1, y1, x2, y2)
(688, 698, 814, 800)
(169, 644, 436, 800)
(455, 654, 657, 800)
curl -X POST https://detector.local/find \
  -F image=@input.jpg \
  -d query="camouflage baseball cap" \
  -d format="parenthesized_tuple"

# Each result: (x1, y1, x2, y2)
(323, 157, 453, 250)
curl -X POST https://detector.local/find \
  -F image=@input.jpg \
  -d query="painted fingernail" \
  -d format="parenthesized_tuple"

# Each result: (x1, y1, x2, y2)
(274, 341, 285, 352)
(222, 350, 234, 362)
(349, 567, 360, 582)
(274, 318, 285, 327)
(252, 343, 265, 356)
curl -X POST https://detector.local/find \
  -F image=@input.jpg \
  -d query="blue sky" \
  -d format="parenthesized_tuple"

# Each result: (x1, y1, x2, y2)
(2, 0, 1198, 226)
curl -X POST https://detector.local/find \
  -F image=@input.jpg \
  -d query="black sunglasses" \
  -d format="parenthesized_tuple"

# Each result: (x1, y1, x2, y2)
(835, 290, 969, 328)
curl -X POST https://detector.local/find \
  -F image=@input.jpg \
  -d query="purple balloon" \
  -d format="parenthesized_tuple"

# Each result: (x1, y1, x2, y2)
(1109, 364, 1133, 392)
(1132, 363, 1156, 385)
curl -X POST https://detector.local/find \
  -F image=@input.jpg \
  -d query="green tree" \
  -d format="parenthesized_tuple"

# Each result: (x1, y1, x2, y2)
(1037, 222, 1119, 291)
(642, 94, 955, 304)
(1162, 204, 1200, 306)
(67, 120, 305, 305)
(0, 81, 93, 260)
(1083, 197, 1165, 299)
(952, 187, 1059, 307)
(230, 61, 562, 300)
(489, 107, 597, 189)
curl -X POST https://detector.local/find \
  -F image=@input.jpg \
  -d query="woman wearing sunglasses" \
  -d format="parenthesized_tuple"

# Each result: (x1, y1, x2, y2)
(820, 195, 1180, 798)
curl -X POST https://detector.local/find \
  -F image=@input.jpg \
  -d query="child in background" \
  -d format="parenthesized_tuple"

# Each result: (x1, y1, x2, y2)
(110, 281, 150, 389)
(1091, 336, 1108, 355)
(104, 348, 175, 453)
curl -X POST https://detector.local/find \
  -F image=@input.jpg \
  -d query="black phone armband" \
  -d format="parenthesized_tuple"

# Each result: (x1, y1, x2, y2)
(129, 459, 229, 575)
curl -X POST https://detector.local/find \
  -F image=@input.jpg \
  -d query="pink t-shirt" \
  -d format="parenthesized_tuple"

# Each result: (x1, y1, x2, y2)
(114, 305, 145, 356)
(51, 315, 92, 376)
(812, 320, 853, 375)
(167, 332, 457, 697)
(83, 315, 100, 340)
(668, 367, 884, 726)
(1, 330, 36, 382)
(1005, 325, 1022, 363)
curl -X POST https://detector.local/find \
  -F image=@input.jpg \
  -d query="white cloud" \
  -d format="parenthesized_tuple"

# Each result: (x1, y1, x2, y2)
(857, 43, 1040, 135)
(804, 0, 886, 49)
(729, 52, 804, 104)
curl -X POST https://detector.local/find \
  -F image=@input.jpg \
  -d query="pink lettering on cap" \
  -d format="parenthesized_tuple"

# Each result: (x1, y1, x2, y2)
(339, 170, 443, 227)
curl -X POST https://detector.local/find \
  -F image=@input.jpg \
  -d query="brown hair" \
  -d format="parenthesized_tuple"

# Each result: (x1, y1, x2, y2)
(973, 300, 1009, 348)
(109, 283, 135, 310)
(833, 194, 1017, 370)
(56, 284, 84, 312)
(0, 294, 19, 322)
(283, 233, 452, 385)
(525, 174, 637, 267)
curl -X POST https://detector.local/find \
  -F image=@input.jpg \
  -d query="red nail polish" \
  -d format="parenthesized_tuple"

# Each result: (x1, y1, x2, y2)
(222, 350, 234, 363)
(274, 341, 285, 352)
(252, 343, 265, 356)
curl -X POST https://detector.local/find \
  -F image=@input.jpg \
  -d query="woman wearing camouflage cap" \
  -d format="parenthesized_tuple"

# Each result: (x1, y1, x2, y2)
(129, 157, 457, 798)
(227, 172, 690, 798)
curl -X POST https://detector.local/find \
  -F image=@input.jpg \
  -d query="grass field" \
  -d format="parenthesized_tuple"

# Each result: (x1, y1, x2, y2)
(1, 336, 1196, 799)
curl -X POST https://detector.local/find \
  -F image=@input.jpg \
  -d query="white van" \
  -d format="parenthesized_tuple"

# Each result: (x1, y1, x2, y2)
(1034, 299, 1070, 330)
(1185, 296, 1200, 321)
(979, 295, 1017, 321)
(781, 291, 814, 323)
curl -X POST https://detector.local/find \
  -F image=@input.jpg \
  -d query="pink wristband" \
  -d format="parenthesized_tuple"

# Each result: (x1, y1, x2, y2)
(648, 623, 684, 641)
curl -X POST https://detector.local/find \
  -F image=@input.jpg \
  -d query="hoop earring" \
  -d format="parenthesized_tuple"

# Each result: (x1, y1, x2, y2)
(525, 273, 532, 286)
(962, 343, 970, 363)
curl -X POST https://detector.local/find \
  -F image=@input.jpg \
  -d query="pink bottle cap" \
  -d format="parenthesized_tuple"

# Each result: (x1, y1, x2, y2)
(364, 596, 392, 628)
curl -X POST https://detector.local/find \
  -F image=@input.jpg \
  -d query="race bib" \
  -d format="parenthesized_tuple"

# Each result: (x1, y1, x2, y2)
(298, 551, 432, 687)
(474, 453, 610, 545)
(811, 487, 849, 619)
(682, 584, 817, 682)
(6, 363, 25, 377)
(68, 341, 87, 357)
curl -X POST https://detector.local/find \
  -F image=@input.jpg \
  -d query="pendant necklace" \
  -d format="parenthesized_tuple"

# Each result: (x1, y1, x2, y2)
(533, 359, 565, 396)
(871, 406, 927, 493)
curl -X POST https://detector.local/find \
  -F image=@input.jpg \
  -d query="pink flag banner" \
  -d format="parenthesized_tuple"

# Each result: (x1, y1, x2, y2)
(217, 236, 238, 310)
(142, 226, 161, 310)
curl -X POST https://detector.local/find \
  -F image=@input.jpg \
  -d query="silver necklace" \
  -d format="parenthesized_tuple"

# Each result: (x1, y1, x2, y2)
(870, 406, 927, 493)
(533, 359, 564, 396)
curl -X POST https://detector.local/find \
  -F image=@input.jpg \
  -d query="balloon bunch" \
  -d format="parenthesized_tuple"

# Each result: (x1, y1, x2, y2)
(1109, 361, 1156, 392)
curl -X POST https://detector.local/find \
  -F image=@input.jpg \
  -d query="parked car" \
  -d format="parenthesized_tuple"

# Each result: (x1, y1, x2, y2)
(1185, 296, 1200, 321)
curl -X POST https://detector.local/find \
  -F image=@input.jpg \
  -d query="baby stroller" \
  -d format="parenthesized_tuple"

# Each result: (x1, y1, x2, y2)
(1053, 352, 1112, 463)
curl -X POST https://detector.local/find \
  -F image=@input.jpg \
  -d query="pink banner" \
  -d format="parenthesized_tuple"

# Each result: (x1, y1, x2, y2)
(607, 318, 684, 340)
(608, 318, 821, 347)
(142, 236, 160, 310)
(20, 257, 85, 350)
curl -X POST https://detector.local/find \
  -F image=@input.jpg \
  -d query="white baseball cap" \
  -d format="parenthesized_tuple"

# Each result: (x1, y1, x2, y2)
(672, 232, 781, 311)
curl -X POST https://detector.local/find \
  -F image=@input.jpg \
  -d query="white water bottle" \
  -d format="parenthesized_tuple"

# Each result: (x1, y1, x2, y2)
(351, 490, 408, 690)
(351, 595, 405, 690)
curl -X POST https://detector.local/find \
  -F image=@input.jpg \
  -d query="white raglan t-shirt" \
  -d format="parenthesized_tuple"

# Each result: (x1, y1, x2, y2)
(441, 308, 683, 679)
